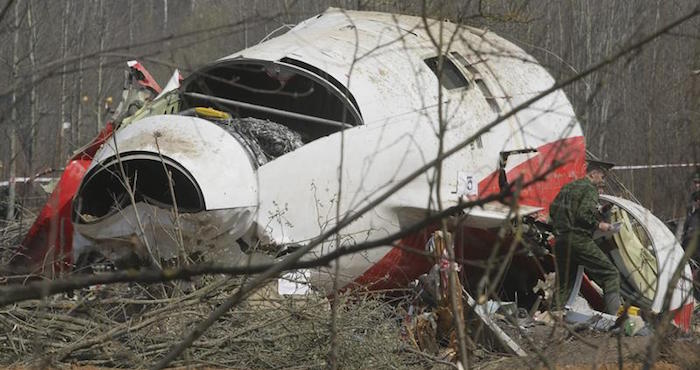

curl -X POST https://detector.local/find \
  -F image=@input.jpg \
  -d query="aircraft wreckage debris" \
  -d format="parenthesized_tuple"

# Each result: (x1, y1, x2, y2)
(1, 7, 696, 368)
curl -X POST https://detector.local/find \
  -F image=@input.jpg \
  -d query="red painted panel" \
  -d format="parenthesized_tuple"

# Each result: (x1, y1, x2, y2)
(13, 61, 160, 275)
(129, 61, 162, 95)
(580, 274, 606, 311)
(672, 302, 694, 331)
(479, 136, 586, 213)
(350, 228, 436, 291)
(350, 136, 586, 290)
(11, 123, 114, 275)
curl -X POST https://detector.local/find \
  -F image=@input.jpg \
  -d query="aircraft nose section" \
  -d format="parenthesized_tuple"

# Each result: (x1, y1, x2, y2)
(72, 115, 259, 266)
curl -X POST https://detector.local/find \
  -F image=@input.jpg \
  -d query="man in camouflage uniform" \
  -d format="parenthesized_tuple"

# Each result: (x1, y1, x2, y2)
(549, 160, 621, 314)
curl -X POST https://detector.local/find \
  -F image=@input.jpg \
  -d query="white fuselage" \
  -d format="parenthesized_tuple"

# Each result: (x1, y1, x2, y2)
(73, 8, 584, 292)
(229, 9, 584, 290)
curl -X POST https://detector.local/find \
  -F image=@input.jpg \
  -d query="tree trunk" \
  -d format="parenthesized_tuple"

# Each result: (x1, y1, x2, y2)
(163, 0, 168, 34)
(96, 0, 105, 132)
(6, 0, 20, 220)
(241, 0, 248, 48)
(27, 0, 37, 176)
(58, 1, 70, 165)
(75, 4, 88, 146)
(128, 0, 133, 51)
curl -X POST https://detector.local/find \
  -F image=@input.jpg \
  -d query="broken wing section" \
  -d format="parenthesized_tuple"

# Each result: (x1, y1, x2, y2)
(458, 202, 543, 230)
(395, 202, 543, 231)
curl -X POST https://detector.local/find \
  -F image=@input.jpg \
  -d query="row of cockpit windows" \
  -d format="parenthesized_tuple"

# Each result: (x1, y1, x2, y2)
(179, 53, 496, 153)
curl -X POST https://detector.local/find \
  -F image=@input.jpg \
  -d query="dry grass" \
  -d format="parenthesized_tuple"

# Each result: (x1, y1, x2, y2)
(0, 275, 431, 369)
(0, 219, 435, 369)
(3, 218, 700, 370)
(0, 218, 27, 267)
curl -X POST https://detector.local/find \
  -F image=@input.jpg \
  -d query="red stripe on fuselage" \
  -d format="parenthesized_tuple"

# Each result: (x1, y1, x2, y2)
(349, 136, 586, 290)
(479, 136, 586, 213)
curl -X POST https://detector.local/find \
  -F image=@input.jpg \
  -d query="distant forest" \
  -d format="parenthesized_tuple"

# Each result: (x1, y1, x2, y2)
(1, 0, 698, 219)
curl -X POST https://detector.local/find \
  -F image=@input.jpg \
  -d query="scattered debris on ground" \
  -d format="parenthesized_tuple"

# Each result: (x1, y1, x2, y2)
(2, 219, 699, 369)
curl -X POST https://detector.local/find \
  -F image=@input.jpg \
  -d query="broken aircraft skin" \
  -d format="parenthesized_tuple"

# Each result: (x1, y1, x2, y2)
(11, 8, 694, 329)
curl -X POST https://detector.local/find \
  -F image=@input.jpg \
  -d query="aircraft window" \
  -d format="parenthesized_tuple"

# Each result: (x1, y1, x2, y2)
(450, 52, 501, 113)
(424, 56, 469, 90)
(180, 59, 361, 143)
(279, 57, 362, 118)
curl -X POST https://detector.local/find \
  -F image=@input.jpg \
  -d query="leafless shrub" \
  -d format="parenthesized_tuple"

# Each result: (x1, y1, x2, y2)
(0, 272, 428, 369)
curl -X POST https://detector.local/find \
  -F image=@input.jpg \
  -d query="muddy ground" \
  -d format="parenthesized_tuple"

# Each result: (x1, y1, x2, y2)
(475, 322, 700, 369)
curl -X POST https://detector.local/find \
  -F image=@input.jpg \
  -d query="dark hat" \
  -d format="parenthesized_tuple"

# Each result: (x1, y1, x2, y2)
(586, 159, 615, 173)
(693, 172, 700, 182)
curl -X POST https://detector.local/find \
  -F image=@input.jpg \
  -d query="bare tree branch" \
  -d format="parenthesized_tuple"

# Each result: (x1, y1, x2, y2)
(153, 8, 700, 367)
(0, 0, 15, 29)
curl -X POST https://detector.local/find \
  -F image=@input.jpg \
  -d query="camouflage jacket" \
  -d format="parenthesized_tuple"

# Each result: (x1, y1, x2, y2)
(549, 177, 600, 236)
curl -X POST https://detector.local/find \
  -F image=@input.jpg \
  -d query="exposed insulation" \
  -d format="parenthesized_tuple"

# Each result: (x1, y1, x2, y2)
(221, 117, 304, 166)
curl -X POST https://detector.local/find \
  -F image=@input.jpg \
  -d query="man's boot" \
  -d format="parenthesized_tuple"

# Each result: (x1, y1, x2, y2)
(603, 292, 622, 315)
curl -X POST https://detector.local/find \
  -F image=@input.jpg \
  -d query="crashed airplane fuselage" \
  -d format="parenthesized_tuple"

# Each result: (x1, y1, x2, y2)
(12, 9, 694, 328)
